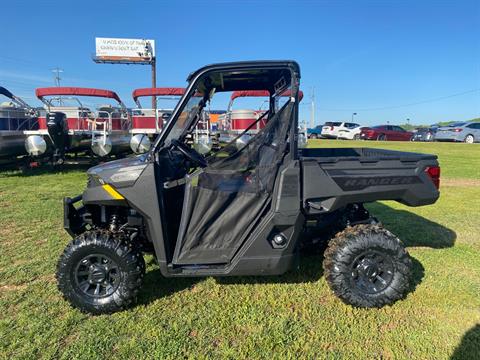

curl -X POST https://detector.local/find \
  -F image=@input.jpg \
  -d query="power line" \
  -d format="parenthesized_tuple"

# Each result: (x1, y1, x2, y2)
(318, 88, 480, 112)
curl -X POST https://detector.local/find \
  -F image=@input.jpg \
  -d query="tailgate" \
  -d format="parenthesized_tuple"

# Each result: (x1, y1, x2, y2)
(299, 148, 440, 214)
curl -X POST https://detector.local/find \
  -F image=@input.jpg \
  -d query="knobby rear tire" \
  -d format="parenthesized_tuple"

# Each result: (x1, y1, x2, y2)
(323, 224, 411, 308)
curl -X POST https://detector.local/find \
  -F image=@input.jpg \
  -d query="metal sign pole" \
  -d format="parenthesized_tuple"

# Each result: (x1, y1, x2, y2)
(151, 57, 158, 131)
(151, 57, 157, 109)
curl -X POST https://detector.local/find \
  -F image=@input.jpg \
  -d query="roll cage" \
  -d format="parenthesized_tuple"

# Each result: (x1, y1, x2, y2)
(151, 61, 301, 156)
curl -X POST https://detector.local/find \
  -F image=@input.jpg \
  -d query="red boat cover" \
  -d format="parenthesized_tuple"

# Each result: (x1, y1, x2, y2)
(35, 87, 122, 104)
(132, 87, 186, 102)
(231, 90, 304, 101)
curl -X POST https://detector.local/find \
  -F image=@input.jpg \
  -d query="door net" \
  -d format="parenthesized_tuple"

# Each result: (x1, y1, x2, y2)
(172, 101, 294, 265)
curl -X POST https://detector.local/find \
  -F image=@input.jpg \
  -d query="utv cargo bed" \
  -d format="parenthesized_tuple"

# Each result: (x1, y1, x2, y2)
(299, 147, 440, 213)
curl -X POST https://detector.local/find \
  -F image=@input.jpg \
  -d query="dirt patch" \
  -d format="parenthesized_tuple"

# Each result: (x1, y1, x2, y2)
(441, 178, 480, 187)
(12, 258, 29, 266)
(0, 274, 55, 293)
(0, 283, 27, 292)
(34, 273, 56, 284)
(0, 228, 18, 246)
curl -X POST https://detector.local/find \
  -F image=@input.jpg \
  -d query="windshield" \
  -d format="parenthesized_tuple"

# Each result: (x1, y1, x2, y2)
(164, 90, 204, 143)
(345, 123, 359, 129)
(325, 122, 342, 126)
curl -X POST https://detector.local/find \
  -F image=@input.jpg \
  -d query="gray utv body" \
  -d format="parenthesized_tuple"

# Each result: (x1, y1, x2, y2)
(64, 61, 440, 279)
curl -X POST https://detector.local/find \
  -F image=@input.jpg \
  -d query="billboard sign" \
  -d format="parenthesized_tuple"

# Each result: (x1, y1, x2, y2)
(95, 38, 155, 63)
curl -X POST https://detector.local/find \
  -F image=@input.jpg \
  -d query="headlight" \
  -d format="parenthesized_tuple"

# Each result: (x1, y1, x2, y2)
(87, 174, 104, 187)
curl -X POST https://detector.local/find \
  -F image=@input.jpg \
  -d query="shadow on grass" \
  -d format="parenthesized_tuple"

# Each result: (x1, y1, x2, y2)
(217, 253, 425, 298)
(136, 202, 451, 307)
(137, 254, 426, 307)
(138, 268, 200, 305)
(136, 255, 327, 308)
(450, 324, 480, 360)
(217, 254, 325, 287)
(367, 202, 456, 248)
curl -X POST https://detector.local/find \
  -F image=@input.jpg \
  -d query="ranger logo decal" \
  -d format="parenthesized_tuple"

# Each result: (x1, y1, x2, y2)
(334, 176, 421, 191)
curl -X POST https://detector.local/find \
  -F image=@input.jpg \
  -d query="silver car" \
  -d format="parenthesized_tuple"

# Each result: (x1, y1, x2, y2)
(434, 122, 480, 143)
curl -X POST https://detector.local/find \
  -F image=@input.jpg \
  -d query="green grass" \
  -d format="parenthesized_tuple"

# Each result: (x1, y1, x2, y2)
(1, 141, 479, 359)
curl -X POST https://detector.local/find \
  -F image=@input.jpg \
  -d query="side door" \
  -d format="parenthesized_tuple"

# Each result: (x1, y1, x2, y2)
(466, 123, 480, 141)
(343, 122, 359, 139)
(172, 102, 295, 265)
(335, 122, 346, 137)
(393, 126, 407, 140)
(384, 125, 395, 140)
(474, 124, 480, 141)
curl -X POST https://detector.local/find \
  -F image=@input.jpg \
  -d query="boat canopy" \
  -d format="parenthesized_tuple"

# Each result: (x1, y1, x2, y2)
(36, 87, 123, 105)
(132, 87, 186, 103)
(231, 89, 304, 101)
(133, 87, 186, 107)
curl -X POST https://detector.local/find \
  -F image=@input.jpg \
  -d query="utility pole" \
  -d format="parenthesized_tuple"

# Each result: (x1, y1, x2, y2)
(310, 87, 315, 128)
(52, 67, 63, 86)
(52, 67, 64, 105)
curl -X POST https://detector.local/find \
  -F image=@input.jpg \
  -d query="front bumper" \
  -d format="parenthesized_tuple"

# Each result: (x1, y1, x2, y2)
(360, 133, 375, 140)
(64, 195, 88, 237)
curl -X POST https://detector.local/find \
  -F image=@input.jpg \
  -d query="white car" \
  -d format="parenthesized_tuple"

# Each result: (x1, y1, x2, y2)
(337, 123, 364, 140)
(321, 122, 361, 139)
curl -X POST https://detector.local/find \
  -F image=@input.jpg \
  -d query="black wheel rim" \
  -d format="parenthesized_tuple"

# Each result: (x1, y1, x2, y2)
(350, 250, 394, 294)
(74, 254, 120, 298)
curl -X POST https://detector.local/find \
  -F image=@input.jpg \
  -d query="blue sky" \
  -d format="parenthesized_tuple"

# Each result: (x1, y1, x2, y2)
(1, 0, 479, 126)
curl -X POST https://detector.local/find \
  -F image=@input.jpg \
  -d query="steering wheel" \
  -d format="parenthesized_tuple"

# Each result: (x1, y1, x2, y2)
(170, 139, 208, 168)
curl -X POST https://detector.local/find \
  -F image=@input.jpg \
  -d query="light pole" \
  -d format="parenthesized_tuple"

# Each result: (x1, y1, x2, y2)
(310, 87, 315, 129)
(351, 112, 357, 122)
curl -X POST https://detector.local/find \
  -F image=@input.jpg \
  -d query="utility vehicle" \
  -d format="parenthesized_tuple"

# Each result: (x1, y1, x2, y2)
(58, 61, 441, 314)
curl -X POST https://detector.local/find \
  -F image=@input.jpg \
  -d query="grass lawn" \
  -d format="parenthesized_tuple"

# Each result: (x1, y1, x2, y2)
(0, 140, 479, 359)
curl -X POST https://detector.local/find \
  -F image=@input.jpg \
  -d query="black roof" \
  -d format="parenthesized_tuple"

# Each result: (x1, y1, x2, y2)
(186, 60, 301, 82)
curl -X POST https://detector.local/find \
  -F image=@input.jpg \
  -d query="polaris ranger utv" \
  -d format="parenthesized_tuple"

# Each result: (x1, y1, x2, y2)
(58, 61, 440, 314)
